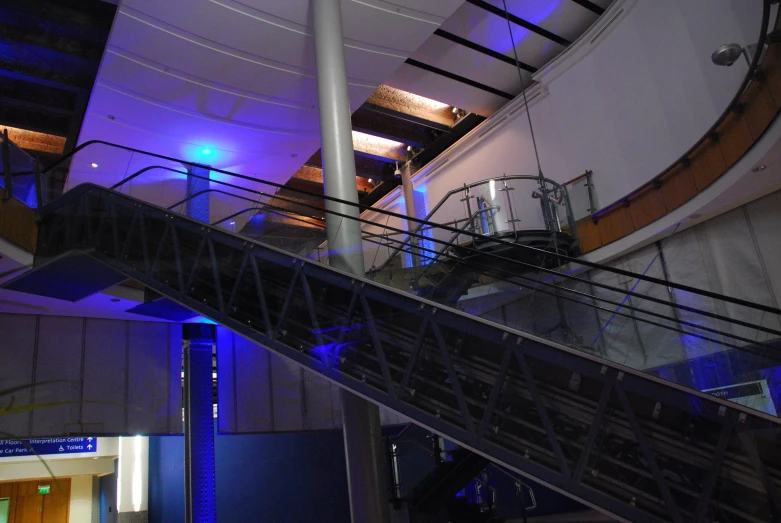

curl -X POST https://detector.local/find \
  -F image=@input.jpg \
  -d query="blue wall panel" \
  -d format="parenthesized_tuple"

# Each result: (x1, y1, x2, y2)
(100, 462, 118, 523)
(148, 426, 350, 523)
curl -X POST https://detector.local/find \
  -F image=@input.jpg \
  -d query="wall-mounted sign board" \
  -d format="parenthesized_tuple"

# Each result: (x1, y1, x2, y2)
(0, 437, 97, 458)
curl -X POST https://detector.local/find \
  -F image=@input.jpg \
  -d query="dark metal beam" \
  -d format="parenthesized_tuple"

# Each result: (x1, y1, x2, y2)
(434, 29, 538, 74)
(568, 0, 606, 16)
(3, 0, 116, 32)
(0, 69, 87, 93)
(352, 105, 441, 148)
(306, 150, 395, 180)
(0, 56, 95, 90)
(0, 96, 74, 117)
(404, 59, 514, 100)
(0, 38, 100, 83)
(354, 149, 401, 165)
(0, 10, 107, 61)
(0, 74, 77, 111)
(408, 113, 485, 173)
(0, 103, 71, 135)
(466, 0, 571, 47)
(362, 103, 452, 133)
(360, 179, 400, 208)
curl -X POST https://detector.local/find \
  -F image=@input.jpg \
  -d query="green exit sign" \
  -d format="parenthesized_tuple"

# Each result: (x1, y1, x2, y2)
(37, 485, 50, 495)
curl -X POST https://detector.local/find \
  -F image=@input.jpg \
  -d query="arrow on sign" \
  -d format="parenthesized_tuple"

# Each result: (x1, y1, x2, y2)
(87, 445, 93, 450)
(87, 438, 93, 442)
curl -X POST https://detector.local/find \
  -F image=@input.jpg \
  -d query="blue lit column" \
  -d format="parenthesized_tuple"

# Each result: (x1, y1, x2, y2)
(312, 1, 391, 522)
(186, 165, 211, 223)
(183, 324, 216, 523)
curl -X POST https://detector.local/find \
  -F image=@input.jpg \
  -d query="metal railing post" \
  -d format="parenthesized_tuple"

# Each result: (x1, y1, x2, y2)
(2, 129, 12, 202)
(460, 184, 475, 235)
(500, 177, 520, 235)
(585, 170, 597, 214)
(33, 159, 44, 212)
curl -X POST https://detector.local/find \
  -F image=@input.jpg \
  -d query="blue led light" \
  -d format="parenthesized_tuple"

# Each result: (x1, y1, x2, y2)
(201, 148, 214, 157)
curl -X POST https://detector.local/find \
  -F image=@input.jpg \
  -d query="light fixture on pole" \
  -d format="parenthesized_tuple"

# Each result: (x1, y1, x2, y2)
(711, 43, 759, 67)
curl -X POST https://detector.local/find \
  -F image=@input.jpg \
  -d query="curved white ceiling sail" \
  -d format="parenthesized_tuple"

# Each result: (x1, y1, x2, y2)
(387, 0, 604, 116)
(75, 0, 464, 229)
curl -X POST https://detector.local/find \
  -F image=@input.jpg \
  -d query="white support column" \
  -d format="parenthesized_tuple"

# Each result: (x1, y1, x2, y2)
(312, 2, 391, 523)
(116, 436, 149, 522)
(313, 0, 364, 276)
(400, 163, 419, 266)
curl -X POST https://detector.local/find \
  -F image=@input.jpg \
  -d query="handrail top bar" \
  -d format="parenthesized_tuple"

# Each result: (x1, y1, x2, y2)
(31, 136, 781, 317)
(444, 174, 566, 192)
(562, 170, 592, 185)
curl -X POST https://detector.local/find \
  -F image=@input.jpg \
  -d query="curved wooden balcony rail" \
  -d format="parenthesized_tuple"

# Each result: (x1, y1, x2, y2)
(577, 3, 780, 254)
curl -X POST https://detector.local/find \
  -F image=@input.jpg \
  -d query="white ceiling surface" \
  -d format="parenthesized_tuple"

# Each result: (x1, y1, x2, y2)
(68, 0, 464, 228)
(387, 0, 604, 116)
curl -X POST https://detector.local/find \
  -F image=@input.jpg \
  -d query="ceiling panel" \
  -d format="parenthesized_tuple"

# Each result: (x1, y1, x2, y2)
(98, 52, 321, 135)
(439, 3, 566, 70)
(410, 34, 532, 97)
(109, 13, 324, 106)
(374, 0, 465, 18)
(224, 0, 458, 52)
(386, 0, 607, 118)
(483, 0, 600, 43)
(386, 63, 507, 116)
(118, 0, 405, 85)
(76, 86, 318, 187)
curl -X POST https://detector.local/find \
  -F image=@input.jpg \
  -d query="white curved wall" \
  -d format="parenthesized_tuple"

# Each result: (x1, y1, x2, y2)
(370, 0, 766, 241)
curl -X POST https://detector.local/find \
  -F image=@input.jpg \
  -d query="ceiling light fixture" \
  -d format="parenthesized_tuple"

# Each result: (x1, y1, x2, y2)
(91, 163, 99, 168)
(753, 164, 768, 172)
(200, 148, 214, 157)
(711, 43, 759, 67)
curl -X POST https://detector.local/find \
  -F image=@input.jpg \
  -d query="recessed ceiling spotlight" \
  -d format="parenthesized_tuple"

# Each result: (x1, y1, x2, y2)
(110, 298, 120, 302)
(368, 178, 373, 184)
(200, 148, 213, 157)
(452, 107, 458, 114)
(291, 153, 298, 158)
(407, 145, 412, 152)
(91, 163, 99, 168)
(752, 164, 767, 172)
(107, 115, 115, 120)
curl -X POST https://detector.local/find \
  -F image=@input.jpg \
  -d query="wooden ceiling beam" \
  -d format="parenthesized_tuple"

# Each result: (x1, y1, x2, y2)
(367, 85, 455, 129)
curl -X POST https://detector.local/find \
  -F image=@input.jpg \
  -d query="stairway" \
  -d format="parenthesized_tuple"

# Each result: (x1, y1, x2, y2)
(4, 182, 781, 523)
(407, 449, 491, 517)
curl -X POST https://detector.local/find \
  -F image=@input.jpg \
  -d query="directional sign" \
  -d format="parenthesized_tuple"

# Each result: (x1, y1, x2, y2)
(0, 437, 97, 457)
